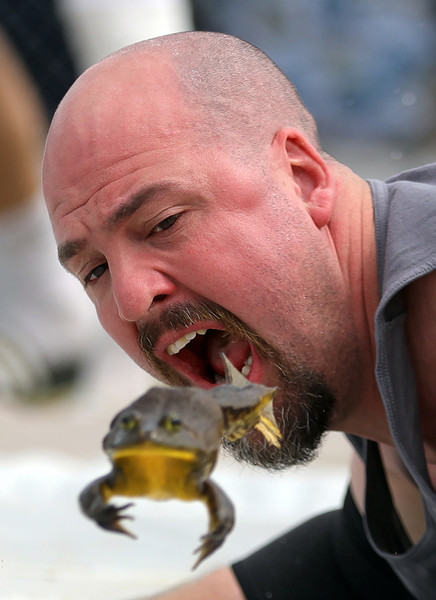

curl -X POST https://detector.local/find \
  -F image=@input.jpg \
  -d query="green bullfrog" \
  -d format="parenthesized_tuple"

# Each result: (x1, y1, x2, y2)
(79, 355, 281, 568)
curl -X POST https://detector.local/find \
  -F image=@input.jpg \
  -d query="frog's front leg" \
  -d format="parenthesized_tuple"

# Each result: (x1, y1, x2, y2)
(79, 473, 136, 538)
(193, 479, 234, 569)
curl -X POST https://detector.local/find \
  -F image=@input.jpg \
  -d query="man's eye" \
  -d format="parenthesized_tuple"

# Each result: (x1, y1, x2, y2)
(84, 263, 108, 285)
(152, 213, 180, 234)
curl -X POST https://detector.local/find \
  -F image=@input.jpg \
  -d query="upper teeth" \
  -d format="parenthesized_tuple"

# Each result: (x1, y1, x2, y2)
(166, 329, 207, 356)
(166, 330, 253, 380)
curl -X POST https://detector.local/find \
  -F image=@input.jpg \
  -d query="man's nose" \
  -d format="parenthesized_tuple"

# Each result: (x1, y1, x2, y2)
(112, 265, 177, 322)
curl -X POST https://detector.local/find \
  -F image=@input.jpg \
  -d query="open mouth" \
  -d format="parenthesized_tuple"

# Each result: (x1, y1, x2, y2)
(162, 327, 256, 387)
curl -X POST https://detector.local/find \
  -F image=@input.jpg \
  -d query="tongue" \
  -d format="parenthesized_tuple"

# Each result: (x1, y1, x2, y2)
(206, 332, 251, 376)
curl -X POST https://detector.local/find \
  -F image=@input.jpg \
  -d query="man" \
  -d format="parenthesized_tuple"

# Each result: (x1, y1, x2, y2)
(42, 32, 435, 599)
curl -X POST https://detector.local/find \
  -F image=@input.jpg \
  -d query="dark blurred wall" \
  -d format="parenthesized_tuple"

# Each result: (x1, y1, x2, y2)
(192, 0, 436, 146)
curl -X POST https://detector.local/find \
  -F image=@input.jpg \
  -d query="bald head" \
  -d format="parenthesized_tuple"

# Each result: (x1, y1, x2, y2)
(121, 32, 317, 140)
(47, 31, 318, 165)
(111, 31, 319, 148)
(43, 31, 320, 218)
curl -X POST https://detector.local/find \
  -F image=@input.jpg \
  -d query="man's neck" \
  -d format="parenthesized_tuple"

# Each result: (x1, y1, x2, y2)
(328, 162, 389, 442)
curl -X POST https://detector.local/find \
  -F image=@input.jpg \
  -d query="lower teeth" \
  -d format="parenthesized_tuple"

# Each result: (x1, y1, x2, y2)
(241, 355, 253, 377)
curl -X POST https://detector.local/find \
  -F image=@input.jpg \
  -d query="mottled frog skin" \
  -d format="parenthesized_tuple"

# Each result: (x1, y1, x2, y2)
(79, 357, 280, 568)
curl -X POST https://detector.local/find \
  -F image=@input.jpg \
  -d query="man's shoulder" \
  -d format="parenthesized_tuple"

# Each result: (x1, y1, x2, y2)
(384, 162, 436, 186)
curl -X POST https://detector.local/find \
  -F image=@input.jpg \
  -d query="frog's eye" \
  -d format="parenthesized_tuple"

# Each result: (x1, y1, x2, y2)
(120, 414, 138, 430)
(161, 413, 183, 433)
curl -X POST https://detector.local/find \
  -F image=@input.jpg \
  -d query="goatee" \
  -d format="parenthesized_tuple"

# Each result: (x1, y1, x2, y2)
(138, 300, 335, 469)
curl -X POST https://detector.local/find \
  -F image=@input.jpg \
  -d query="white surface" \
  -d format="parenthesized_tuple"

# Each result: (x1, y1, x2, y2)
(0, 449, 349, 600)
(58, 0, 193, 71)
(0, 321, 351, 600)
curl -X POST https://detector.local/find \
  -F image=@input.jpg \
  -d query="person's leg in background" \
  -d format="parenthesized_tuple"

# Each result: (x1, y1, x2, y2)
(0, 25, 93, 401)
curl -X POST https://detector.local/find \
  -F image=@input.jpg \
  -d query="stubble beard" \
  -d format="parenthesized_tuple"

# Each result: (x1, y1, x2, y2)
(138, 300, 336, 471)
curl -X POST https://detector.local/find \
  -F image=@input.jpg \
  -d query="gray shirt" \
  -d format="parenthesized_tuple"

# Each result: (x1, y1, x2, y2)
(349, 163, 436, 599)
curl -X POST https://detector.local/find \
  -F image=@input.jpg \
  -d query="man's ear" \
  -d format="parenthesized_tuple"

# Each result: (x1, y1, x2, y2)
(272, 127, 334, 229)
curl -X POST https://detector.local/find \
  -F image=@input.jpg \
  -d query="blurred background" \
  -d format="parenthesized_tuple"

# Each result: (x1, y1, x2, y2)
(0, 1, 434, 598)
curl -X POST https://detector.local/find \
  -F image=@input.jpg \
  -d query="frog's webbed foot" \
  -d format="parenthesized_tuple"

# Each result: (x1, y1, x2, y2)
(93, 502, 136, 538)
(221, 353, 282, 448)
(193, 480, 234, 570)
(255, 401, 283, 448)
(79, 476, 137, 539)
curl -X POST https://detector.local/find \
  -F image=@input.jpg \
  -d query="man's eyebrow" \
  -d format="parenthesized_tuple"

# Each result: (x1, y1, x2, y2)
(58, 239, 87, 271)
(57, 182, 181, 271)
(106, 182, 178, 228)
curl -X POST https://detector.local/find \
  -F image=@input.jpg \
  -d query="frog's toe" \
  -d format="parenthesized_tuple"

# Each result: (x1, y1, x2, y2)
(254, 417, 282, 448)
(96, 502, 137, 538)
(192, 527, 228, 570)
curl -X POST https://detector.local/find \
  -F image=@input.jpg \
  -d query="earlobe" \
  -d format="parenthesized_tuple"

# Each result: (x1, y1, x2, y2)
(306, 186, 334, 229)
(274, 127, 334, 229)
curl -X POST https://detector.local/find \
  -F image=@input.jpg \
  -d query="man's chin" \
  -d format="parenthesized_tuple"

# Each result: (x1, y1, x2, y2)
(222, 426, 326, 472)
(222, 381, 334, 471)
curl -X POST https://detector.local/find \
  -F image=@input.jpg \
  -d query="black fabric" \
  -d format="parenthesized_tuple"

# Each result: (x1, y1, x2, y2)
(365, 441, 412, 555)
(0, 0, 78, 118)
(232, 489, 416, 600)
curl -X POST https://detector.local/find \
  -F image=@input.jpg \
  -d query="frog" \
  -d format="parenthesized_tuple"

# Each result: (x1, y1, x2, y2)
(79, 355, 281, 569)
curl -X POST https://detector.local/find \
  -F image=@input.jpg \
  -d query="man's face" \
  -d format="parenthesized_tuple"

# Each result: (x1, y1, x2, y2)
(44, 64, 356, 467)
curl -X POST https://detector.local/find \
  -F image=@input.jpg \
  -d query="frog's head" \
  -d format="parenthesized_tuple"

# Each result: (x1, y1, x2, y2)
(103, 386, 224, 458)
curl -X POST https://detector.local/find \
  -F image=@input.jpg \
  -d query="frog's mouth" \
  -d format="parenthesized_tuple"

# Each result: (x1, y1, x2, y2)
(112, 444, 198, 462)
(161, 327, 258, 388)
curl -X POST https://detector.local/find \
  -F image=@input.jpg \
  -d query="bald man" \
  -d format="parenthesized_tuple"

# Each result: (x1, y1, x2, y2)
(42, 32, 435, 600)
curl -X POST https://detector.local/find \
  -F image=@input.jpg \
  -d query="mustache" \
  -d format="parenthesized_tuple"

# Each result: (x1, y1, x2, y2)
(137, 299, 306, 386)
(138, 300, 263, 351)
(137, 300, 266, 386)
